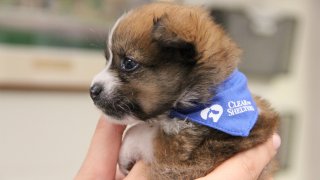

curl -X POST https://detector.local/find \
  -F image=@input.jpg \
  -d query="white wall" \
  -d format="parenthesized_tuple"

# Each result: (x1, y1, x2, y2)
(0, 91, 100, 180)
(306, 0, 320, 179)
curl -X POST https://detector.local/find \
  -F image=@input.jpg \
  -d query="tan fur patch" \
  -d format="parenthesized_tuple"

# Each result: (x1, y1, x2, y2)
(115, 2, 241, 80)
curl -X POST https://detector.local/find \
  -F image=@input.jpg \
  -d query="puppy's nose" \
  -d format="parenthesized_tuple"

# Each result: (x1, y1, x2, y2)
(90, 84, 103, 100)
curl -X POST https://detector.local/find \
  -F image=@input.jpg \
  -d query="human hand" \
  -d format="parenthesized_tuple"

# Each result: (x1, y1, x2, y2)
(75, 115, 280, 180)
(74, 115, 126, 180)
(129, 134, 281, 180)
(196, 133, 281, 180)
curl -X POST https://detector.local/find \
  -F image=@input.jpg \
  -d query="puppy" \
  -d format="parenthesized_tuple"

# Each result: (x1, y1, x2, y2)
(90, 2, 279, 180)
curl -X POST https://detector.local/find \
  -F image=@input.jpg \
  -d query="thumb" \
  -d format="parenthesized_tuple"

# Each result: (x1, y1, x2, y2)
(197, 134, 281, 180)
(75, 115, 126, 180)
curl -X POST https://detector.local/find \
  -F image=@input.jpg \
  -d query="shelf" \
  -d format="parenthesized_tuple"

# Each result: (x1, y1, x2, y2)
(0, 44, 105, 91)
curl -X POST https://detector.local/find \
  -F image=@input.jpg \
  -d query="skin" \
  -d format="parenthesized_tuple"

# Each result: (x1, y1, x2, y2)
(75, 115, 281, 180)
(75, 116, 125, 180)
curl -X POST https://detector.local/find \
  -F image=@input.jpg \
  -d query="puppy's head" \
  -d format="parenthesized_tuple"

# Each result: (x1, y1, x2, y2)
(90, 3, 241, 123)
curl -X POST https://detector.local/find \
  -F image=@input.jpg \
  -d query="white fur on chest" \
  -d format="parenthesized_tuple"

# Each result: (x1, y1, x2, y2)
(118, 119, 192, 174)
(119, 122, 159, 175)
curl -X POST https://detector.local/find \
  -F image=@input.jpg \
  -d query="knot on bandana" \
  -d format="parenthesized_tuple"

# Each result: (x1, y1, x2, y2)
(169, 70, 258, 137)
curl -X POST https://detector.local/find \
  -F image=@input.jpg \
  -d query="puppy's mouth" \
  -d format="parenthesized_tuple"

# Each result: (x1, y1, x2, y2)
(95, 97, 132, 119)
(90, 83, 140, 119)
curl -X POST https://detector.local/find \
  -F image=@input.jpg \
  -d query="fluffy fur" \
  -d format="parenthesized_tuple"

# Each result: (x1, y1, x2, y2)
(90, 2, 279, 179)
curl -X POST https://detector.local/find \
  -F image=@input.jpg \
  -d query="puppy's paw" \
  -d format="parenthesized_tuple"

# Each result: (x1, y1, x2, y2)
(118, 123, 159, 175)
(119, 157, 135, 176)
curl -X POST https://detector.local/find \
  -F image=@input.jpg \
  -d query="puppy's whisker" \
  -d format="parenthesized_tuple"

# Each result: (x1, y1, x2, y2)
(117, 102, 129, 112)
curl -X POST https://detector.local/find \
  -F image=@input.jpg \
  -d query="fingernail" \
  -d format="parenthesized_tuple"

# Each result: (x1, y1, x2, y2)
(272, 134, 281, 150)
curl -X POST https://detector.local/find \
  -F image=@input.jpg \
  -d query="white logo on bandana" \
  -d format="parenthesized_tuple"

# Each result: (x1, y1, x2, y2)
(200, 104, 223, 122)
(227, 100, 255, 116)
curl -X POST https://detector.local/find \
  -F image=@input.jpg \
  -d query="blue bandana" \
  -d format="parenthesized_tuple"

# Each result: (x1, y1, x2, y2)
(169, 70, 258, 137)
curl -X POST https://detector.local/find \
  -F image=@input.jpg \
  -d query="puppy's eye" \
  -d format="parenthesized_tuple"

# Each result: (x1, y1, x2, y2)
(121, 57, 139, 72)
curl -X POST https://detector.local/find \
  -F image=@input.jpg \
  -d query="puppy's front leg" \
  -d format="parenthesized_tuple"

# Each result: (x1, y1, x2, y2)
(119, 123, 159, 175)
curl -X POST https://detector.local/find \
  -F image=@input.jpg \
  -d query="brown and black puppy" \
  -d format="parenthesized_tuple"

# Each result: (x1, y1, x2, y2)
(90, 2, 279, 180)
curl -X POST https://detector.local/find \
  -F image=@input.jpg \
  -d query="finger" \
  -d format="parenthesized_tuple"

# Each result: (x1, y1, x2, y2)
(75, 115, 126, 180)
(116, 166, 125, 180)
(124, 161, 148, 180)
(197, 134, 281, 180)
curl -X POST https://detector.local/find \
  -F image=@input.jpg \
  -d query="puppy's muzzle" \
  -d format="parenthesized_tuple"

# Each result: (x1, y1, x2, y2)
(90, 83, 103, 100)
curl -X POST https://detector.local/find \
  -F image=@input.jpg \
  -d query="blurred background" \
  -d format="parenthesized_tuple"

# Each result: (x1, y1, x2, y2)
(0, 0, 318, 179)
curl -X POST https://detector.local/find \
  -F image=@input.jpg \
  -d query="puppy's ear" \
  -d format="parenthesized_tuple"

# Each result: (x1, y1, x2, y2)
(152, 14, 197, 62)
